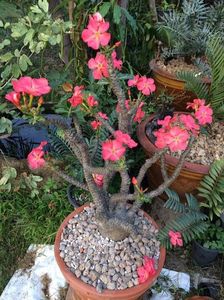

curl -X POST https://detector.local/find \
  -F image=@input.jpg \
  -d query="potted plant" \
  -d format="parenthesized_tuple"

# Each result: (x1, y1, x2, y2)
(3, 12, 210, 300)
(138, 35, 224, 200)
(192, 221, 224, 266)
(150, 0, 224, 110)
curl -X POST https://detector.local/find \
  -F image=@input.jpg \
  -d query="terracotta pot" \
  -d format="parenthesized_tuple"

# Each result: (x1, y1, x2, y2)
(137, 115, 209, 200)
(54, 204, 166, 300)
(149, 59, 210, 111)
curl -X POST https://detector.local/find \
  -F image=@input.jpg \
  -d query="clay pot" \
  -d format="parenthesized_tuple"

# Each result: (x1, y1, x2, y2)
(137, 115, 209, 200)
(149, 59, 210, 111)
(54, 204, 166, 300)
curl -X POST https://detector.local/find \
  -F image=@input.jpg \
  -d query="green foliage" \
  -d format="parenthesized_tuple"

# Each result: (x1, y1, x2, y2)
(158, 189, 208, 248)
(198, 159, 224, 220)
(157, 0, 224, 59)
(0, 0, 72, 85)
(0, 117, 12, 137)
(177, 36, 224, 116)
(0, 179, 74, 293)
(197, 222, 224, 252)
(0, 165, 43, 197)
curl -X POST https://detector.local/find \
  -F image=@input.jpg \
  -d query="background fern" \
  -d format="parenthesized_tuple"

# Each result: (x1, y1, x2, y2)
(158, 189, 208, 248)
(198, 159, 224, 220)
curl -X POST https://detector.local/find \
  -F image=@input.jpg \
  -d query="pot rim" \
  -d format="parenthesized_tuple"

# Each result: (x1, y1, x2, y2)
(193, 240, 219, 254)
(149, 59, 211, 84)
(137, 114, 210, 175)
(54, 204, 166, 297)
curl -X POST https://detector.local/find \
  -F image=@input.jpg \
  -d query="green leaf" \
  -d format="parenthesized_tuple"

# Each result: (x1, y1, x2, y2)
(1, 64, 12, 79)
(0, 39, 10, 50)
(19, 54, 28, 71)
(120, 7, 137, 32)
(38, 0, 49, 13)
(0, 117, 12, 135)
(11, 24, 28, 38)
(0, 20, 3, 27)
(113, 4, 121, 24)
(11, 63, 21, 78)
(99, 2, 111, 17)
(14, 49, 20, 57)
(24, 28, 35, 46)
(0, 52, 13, 62)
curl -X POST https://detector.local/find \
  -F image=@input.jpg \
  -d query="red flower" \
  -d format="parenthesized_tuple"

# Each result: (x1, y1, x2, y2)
(169, 230, 183, 247)
(102, 139, 126, 161)
(134, 102, 145, 123)
(154, 128, 168, 149)
(92, 174, 104, 187)
(27, 141, 47, 170)
(137, 266, 149, 284)
(88, 53, 109, 80)
(128, 75, 140, 87)
(81, 12, 111, 50)
(166, 127, 190, 152)
(111, 50, 122, 70)
(97, 112, 108, 120)
(136, 76, 156, 96)
(157, 115, 173, 130)
(91, 120, 102, 130)
(114, 130, 137, 148)
(5, 91, 21, 107)
(87, 95, 98, 107)
(143, 256, 156, 276)
(179, 114, 199, 132)
(187, 99, 206, 111)
(68, 85, 84, 107)
(12, 77, 51, 96)
(195, 105, 213, 125)
(132, 177, 138, 185)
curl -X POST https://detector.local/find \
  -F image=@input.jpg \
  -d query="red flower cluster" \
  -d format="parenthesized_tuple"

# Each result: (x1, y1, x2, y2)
(5, 76, 51, 109)
(81, 13, 111, 50)
(27, 141, 47, 170)
(68, 85, 98, 109)
(102, 130, 137, 161)
(128, 75, 156, 96)
(137, 256, 156, 284)
(187, 99, 213, 125)
(169, 230, 183, 247)
(154, 100, 213, 152)
(92, 174, 104, 187)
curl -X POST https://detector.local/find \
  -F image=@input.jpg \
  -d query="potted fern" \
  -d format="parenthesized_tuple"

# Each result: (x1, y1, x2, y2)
(4, 12, 211, 300)
(150, 0, 224, 110)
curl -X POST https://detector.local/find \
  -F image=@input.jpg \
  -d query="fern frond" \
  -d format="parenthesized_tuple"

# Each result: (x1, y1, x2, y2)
(198, 159, 224, 220)
(177, 71, 209, 100)
(159, 190, 208, 248)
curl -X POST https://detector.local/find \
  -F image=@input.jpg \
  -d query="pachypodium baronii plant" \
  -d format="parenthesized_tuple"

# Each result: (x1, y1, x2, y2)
(5, 12, 213, 242)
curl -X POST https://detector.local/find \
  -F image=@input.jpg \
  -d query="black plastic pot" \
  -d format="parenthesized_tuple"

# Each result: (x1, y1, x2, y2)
(192, 240, 219, 266)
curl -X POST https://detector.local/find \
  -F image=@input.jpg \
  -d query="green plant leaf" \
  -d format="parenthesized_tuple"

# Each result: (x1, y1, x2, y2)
(113, 4, 121, 24)
(99, 2, 111, 17)
(0, 52, 13, 63)
(38, 0, 49, 13)
(19, 54, 28, 71)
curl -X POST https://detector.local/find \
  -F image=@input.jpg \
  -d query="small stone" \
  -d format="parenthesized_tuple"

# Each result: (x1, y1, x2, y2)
(100, 274, 108, 285)
(89, 271, 98, 281)
(112, 274, 119, 281)
(107, 281, 116, 290)
(108, 268, 116, 276)
(127, 281, 134, 288)
(79, 264, 85, 271)
(81, 276, 89, 283)
(96, 282, 103, 293)
(75, 269, 81, 278)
